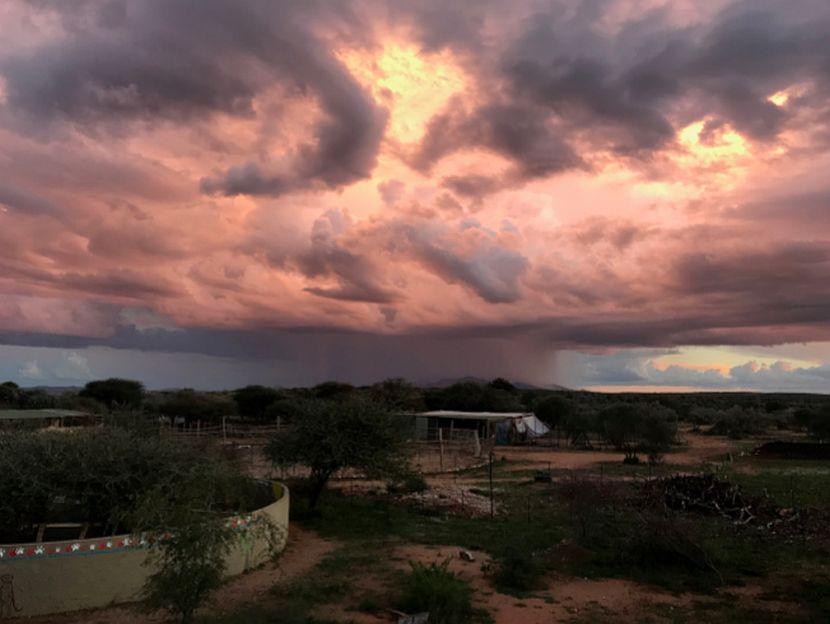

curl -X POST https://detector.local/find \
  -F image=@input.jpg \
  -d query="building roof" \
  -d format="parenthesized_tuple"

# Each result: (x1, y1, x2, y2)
(413, 410, 533, 421)
(0, 409, 91, 421)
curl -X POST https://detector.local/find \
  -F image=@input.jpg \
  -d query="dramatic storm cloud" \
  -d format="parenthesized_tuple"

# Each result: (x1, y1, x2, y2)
(1, 0, 830, 390)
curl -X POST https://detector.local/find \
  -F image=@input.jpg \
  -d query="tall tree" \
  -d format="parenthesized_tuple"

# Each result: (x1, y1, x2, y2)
(79, 378, 144, 411)
(266, 397, 411, 509)
(370, 378, 424, 412)
(231, 385, 279, 420)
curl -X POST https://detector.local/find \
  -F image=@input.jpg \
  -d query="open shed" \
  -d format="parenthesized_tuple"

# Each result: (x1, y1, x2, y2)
(412, 410, 549, 444)
(0, 409, 96, 429)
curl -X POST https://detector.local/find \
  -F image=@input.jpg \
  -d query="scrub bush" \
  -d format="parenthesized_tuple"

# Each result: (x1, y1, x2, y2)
(400, 559, 474, 624)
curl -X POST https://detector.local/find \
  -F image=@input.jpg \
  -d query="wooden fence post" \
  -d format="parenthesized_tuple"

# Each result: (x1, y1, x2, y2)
(439, 428, 444, 471)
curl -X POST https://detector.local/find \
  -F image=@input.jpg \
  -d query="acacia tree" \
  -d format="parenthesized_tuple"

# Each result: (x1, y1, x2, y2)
(599, 403, 644, 463)
(232, 385, 279, 421)
(0, 382, 19, 407)
(370, 378, 424, 412)
(79, 378, 144, 411)
(796, 405, 830, 441)
(265, 397, 411, 509)
(534, 394, 575, 445)
(598, 403, 677, 464)
(640, 413, 676, 463)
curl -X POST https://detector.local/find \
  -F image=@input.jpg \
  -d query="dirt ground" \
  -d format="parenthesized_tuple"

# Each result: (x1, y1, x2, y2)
(385, 543, 801, 624)
(389, 543, 694, 623)
(332, 427, 739, 494)
(494, 427, 735, 470)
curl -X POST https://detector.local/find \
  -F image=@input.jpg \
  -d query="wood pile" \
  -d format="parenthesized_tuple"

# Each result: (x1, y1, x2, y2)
(642, 474, 773, 523)
(640, 474, 828, 542)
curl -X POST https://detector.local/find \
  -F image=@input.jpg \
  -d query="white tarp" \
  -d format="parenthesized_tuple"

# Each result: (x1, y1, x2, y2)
(513, 414, 550, 438)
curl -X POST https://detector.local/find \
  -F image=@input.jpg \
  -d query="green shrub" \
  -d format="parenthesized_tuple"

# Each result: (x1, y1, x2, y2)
(400, 559, 475, 624)
(357, 597, 380, 613)
(0, 429, 255, 542)
(493, 543, 546, 593)
(618, 515, 722, 587)
(708, 407, 768, 439)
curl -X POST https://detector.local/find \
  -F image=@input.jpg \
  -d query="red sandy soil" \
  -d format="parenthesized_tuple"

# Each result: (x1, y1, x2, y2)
(386, 543, 802, 624)
(495, 427, 736, 470)
(391, 543, 695, 623)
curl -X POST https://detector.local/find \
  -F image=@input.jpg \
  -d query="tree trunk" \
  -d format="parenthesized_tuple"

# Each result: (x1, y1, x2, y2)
(308, 470, 333, 510)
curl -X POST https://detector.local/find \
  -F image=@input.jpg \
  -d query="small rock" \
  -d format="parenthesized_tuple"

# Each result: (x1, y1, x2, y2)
(459, 549, 475, 562)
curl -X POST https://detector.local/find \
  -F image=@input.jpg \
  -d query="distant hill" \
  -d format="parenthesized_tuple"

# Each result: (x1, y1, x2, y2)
(424, 376, 568, 391)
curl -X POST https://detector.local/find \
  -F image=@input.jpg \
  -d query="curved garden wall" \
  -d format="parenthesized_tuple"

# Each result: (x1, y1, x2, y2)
(0, 483, 289, 618)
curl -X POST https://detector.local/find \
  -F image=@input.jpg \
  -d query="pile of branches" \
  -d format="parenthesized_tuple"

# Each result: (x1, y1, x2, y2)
(641, 474, 776, 524)
(639, 474, 829, 544)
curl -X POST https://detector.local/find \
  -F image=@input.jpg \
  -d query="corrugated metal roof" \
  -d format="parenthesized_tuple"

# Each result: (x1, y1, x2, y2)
(0, 409, 90, 421)
(413, 410, 532, 421)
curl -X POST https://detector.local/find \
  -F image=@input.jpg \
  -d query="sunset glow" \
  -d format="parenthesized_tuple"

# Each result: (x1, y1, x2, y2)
(342, 43, 467, 143)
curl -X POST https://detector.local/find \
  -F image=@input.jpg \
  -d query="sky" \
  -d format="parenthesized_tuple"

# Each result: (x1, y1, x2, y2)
(1, 0, 829, 392)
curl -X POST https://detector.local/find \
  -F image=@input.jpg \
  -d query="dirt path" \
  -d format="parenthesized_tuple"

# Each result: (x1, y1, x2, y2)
(23, 523, 337, 624)
(209, 524, 338, 616)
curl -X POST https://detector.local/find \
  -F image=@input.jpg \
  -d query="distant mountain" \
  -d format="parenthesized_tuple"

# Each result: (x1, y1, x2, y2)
(424, 376, 567, 391)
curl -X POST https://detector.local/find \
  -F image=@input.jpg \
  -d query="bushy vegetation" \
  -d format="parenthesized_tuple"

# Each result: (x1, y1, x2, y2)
(794, 405, 830, 441)
(0, 428, 257, 543)
(3, 374, 828, 623)
(231, 385, 281, 420)
(492, 541, 546, 593)
(155, 389, 235, 425)
(136, 458, 260, 624)
(0, 427, 275, 624)
(400, 559, 475, 624)
(5, 375, 828, 449)
(707, 406, 769, 439)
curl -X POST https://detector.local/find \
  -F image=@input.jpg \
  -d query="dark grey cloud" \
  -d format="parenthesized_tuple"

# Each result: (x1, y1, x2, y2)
(413, 241, 528, 304)
(410, 0, 830, 174)
(61, 269, 183, 299)
(441, 174, 505, 205)
(387, 221, 530, 304)
(672, 241, 830, 298)
(293, 211, 398, 304)
(0, 183, 62, 217)
(0, 323, 560, 389)
(728, 190, 830, 226)
(411, 101, 583, 179)
(2, 0, 387, 198)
